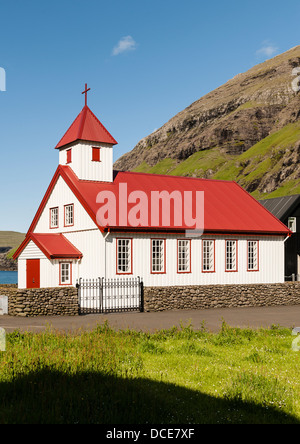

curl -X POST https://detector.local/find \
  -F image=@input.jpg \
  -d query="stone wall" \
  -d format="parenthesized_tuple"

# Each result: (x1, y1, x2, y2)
(1, 282, 300, 317)
(0, 285, 79, 317)
(143, 282, 300, 312)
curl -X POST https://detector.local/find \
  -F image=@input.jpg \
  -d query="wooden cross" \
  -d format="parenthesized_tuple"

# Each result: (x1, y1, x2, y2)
(82, 83, 91, 106)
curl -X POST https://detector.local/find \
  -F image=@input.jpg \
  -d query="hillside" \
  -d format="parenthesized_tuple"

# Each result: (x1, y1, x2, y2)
(114, 46, 300, 199)
(0, 231, 25, 271)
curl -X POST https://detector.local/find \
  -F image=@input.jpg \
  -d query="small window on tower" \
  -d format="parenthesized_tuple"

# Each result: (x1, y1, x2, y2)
(66, 149, 72, 164)
(92, 147, 101, 162)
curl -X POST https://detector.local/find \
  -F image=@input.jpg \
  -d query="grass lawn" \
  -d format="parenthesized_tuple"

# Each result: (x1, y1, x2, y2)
(0, 321, 300, 424)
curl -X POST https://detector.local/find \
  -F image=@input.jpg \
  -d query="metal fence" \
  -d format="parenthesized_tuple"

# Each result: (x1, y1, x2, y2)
(77, 277, 143, 314)
(285, 274, 300, 282)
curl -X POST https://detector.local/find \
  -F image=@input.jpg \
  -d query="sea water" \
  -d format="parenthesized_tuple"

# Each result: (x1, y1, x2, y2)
(0, 271, 18, 285)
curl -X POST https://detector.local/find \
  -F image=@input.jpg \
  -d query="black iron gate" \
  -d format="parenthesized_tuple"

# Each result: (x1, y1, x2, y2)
(77, 277, 143, 314)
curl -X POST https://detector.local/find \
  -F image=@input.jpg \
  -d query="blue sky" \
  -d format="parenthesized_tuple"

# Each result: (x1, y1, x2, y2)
(1, 0, 300, 232)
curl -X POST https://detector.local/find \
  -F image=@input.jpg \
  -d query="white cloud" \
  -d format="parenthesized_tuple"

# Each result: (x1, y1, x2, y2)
(256, 41, 279, 58)
(112, 36, 137, 56)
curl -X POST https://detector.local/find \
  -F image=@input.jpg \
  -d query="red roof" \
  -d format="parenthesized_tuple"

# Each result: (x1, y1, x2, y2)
(55, 105, 117, 149)
(24, 165, 291, 237)
(14, 233, 83, 260)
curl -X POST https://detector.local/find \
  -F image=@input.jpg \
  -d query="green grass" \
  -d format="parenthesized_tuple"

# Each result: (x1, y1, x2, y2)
(169, 148, 230, 177)
(146, 158, 177, 175)
(240, 122, 300, 161)
(133, 148, 232, 178)
(132, 161, 152, 173)
(1, 322, 300, 424)
(214, 122, 300, 180)
(0, 231, 25, 249)
(213, 122, 300, 197)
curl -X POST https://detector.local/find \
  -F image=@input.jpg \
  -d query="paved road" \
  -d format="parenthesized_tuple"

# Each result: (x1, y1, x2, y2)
(1, 305, 300, 333)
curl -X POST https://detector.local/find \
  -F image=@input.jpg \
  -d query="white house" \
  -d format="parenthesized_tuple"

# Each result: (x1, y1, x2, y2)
(14, 95, 291, 305)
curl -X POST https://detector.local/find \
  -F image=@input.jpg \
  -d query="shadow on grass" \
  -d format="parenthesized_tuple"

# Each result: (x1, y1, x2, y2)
(0, 369, 299, 424)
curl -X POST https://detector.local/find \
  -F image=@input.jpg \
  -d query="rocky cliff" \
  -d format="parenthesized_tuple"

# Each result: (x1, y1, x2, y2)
(0, 232, 25, 271)
(0, 248, 17, 271)
(114, 46, 300, 199)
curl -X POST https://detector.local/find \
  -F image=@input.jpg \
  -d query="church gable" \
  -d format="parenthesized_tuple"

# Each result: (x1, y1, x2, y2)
(32, 173, 98, 234)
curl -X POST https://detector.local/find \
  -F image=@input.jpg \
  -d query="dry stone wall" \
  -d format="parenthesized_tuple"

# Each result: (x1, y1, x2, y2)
(143, 282, 300, 312)
(1, 282, 300, 316)
(0, 286, 79, 316)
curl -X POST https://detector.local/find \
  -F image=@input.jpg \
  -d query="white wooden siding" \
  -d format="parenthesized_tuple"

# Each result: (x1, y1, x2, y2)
(17, 232, 285, 288)
(63, 229, 105, 279)
(18, 256, 79, 289)
(18, 241, 47, 260)
(17, 260, 27, 288)
(104, 234, 285, 286)
(34, 176, 97, 233)
(59, 141, 113, 182)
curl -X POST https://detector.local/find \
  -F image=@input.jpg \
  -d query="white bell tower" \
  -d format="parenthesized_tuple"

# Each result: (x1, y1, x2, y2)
(55, 84, 117, 182)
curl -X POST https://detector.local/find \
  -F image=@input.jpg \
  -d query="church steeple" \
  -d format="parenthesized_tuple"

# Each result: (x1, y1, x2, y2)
(55, 85, 117, 182)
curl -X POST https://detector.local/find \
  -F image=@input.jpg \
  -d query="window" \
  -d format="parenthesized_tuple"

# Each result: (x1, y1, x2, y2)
(92, 147, 101, 162)
(64, 204, 74, 226)
(202, 240, 215, 272)
(117, 239, 132, 274)
(60, 262, 71, 285)
(151, 239, 166, 273)
(288, 217, 297, 233)
(225, 240, 237, 272)
(177, 239, 191, 273)
(66, 149, 72, 164)
(248, 240, 259, 271)
(50, 207, 59, 228)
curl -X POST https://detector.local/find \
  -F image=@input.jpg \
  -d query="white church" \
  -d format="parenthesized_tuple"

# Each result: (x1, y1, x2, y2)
(14, 86, 291, 299)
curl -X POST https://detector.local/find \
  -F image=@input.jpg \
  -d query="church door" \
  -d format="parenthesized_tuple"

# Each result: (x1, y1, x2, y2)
(26, 259, 40, 289)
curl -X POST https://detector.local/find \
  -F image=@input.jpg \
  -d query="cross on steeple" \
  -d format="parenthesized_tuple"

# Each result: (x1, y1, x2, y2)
(82, 83, 91, 107)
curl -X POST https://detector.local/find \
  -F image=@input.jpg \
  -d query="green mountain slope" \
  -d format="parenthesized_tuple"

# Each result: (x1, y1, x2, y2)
(214, 122, 300, 199)
(0, 231, 25, 249)
(115, 46, 300, 198)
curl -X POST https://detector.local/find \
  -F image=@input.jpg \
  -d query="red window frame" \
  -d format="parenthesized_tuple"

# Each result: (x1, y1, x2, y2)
(151, 238, 166, 274)
(247, 240, 259, 272)
(202, 239, 215, 273)
(64, 203, 74, 227)
(225, 239, 238, 272)
(92, 147, 101, 162)
(49, 207, 59, 229)
(66, 149, 72, 164)
(177, 239, 191, 274)
(59, 262, 72, 286)
(116, 238, 133, 275)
